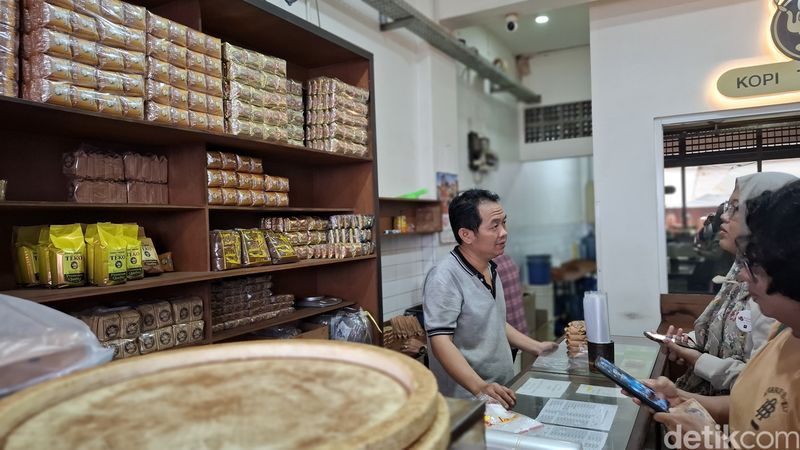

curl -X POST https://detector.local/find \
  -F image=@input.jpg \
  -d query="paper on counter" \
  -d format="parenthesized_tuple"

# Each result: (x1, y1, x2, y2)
(516, 378, 571, 398)
(535, 399, 618, 431)
(528, 424, 609, 450)
(575, 384, 628, 399)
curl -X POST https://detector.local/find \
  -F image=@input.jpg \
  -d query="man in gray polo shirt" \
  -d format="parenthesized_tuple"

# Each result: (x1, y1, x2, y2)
(423, 189, 557, 408)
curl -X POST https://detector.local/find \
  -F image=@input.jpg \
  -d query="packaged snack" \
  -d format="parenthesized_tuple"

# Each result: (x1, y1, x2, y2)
(89, 222, 127, 286)
(189, 110, 208, 130)
(206, 150, 222, 169)
(137, 331, 157, 354)
(168, 20, 187, 47)
(263, 230, 298, 264)
(220, 170, 237, 188)
(48, 223, 86, 287)
(173, 323, 189, 345)
(220, 152, 236, 170)
(135, 303, 157, 332)
(121, 223, 143, 280)
(188, 320, 205, 342)
(139, 235, 163, 275)
(13, 225, 43, 286)
(155, 326, 175, 350)
(207, 187, 223, 205)
(159, 251, 174, 271)
(235, 189, 253, 206)
(207, 95, 223, 116)
(210, 229, 241, 271)
(250, 189, 265, 206)
(145, 11, 169, 38)
(36, 226, 53, 287)
(220, 187, 237, 206)
(186, 27, 204, 53)
(238, 228, 269, 267)
(207, 113, 224, 133)
(189, 296, 203, 321)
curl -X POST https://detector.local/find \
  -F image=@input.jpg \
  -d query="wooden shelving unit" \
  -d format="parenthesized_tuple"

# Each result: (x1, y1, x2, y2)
(212, 302, 355, 343)
(378, 197, 442, 235)
(0, 0, 381, 343)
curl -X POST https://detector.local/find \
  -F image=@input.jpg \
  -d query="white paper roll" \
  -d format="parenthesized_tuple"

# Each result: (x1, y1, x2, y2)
(583, 291, 611, 344)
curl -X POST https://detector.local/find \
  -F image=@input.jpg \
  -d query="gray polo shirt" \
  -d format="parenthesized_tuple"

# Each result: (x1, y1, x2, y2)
(423, 247, 514, 399)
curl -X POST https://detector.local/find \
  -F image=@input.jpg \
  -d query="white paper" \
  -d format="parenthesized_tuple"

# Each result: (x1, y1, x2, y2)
(516, 378, 571, 398)
(575, 384, 628, 399)
(583, 291, 611, 343)
(535, 399, 618, 431)
(528, 424, 609, 450)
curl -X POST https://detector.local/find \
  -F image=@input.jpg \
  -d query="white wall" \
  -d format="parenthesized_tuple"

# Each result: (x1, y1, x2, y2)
(590, 0, 793, 335)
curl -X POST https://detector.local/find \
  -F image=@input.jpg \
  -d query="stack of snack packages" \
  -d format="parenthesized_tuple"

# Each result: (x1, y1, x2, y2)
(285, 79, 303, 146)
(259, 215, 375, 260)
(564, 320, 587, 357)
(144, 12, 223, 132)
(22, 0, 147, 119)
(222, 42, 288, 142)
(0, 0, 18, 96)
(209, 228, 270, 272)
(210, 275, 295, 333)
(305, 76, 369, 157)
(13, 222, 164, 288)
(62, 145, 167, 204)
(206, 150, 288, 207)
(80, 297, 204, 360)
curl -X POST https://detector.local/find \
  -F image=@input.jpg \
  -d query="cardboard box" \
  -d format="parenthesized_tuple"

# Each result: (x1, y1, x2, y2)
(295, 325, 329, 340)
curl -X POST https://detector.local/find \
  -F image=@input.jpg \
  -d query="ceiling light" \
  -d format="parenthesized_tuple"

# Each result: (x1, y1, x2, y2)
(534, 15, 549, 24)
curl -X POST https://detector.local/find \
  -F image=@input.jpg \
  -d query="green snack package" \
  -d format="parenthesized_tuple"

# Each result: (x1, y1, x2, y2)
(13, 226, 42, 286)
(37, 226, 53, 287)
(49, 224, 86, 288)
(95, 223, 127, 286)
(121, 224, 144, 280)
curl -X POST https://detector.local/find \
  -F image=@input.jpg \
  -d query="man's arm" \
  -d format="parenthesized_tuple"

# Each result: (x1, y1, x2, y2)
(429, 335, 517, 408)
(505, 323, 558, 355)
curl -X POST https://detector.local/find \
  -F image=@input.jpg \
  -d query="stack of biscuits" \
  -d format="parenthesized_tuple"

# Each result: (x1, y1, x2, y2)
(564, 320, 587, 357)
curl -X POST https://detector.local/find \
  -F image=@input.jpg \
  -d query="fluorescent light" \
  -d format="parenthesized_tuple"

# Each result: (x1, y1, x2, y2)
(535, 15, 549, 24)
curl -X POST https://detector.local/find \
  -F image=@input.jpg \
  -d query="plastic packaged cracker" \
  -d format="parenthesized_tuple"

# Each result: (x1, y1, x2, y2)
(220, 187, 236, 205)
(188, 110, 208, 130)
(235, 171, 252, 189)
(205, 74, 223, 96)
(210, 229, 241, 271)
(205, 35, 221, 58)
(250, 189, 265, 206)
(119, 95, 144, 118)
(171, 106, 189, 127)
(220, 152, 236, 170)
(235, 189, 253, 207)
(23, 28, 71, 60)
(145, 101, 170, 123)
(187, 69, 206, 93)
(186, 27, 204, 53)
(169, 63, 188, 89)
(238, 228, 269, 267)
(187, 90, 207, 112)
(207, 187, 222, 205)
(146, 35, 170, 62)
(220, 170, 237, 188)
(186, 48, 204, 73)
(208, 114, 224, 133)
(167, 41, 186, 68)
(123, 2, 145, 30)
(205, 54, 222, 77)
(168, 20, 187, 47)
(263, 230, 298, 264)
(96, 91, 123, 116)
(145, 11, 169, 39)
(207, 169, 223, 187)
(207, 95, 223, 116)
(206, 150, 222, 169)
(145, 56, 169, 83)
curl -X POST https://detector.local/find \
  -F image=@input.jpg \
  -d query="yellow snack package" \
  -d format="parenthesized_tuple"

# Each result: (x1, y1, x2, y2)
(49, 224, 86, 288)
(94, 223, 127, 286)
(13, 226, 43, 286)
(37, 226, 53, 287)
(121, 223, 144, 280)
(238, 228, 270, 267)
(85, 223, 98, 286)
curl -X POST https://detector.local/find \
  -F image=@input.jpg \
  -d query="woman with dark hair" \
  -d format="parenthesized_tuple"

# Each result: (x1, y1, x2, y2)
(632, 180, 800, 449)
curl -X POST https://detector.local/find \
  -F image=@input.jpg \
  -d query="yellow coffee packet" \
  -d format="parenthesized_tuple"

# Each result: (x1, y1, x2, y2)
(49, 224, 86, 288)
(238, 228, 270, 267)
(95, 223, 127, 286)
(13, 226, 42, 286)
(37, 226, 53, 287)
(121, 224, 144, 280)
(85, 224, 98, 286)
(210, 230, 241, 271)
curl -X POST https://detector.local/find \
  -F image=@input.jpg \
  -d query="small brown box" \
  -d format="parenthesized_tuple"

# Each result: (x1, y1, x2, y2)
(155, 326, 175, 351)
(188, 320, 205, 342)
(172, 323, 189, 346)
(171, 298, 192, 324)
(120, 338, 139, 359)
(138, 332, 157, 354)
(188, 297, 203, 321)
(136, 303, 158, 332)
(153, 301, 174, 328)
(95, 312, 121, 342)
(119, 309, 141, 339)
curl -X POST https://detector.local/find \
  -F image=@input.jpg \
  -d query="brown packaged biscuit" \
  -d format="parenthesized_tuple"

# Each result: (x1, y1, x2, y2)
(123, 3, 145, 30)
(170, 85, 188, 109)
(205, 35, 221, 58)
(122, 48, 145, 73)
(96, 92, 123, 116)
(207, 95, 223, 116)
(146, 35, 170, 62)
(94, 17, 130, 49)
(120, 72, 144, 96)
(188, 296, 203, 321)
(209, 229, 241, 271)
(71, 86, 99, 112)
(238, 228, 270, 267)
(264, 192, 278, 207)
(206, 150, 222, 169)
(205, 55, 222, 78)
(207, 187, 223, 205)
(205, 74, 223, 96)
(250, 173, 264, 191)
(264, 230, 299, 264)
(235, 189, 253, 206)
(119, 338, 139, 358)
(146, 11, 169, 38)
(171, 298, 192, 324)
(70, 35, 99, 65)
(235, 154, 252, 173)
(26, 2, 72, 34)
(145, 56, 169, 84)
(220, 152, 237, 170)
(172, 323, 189, 346)
(74, 0, 102, 16)
(135, 303, 157, 331)
(207, 169, 223, 187)
(275, 192, 289, 207)
(155, 326, 175, 350)
(187, 69, 205, 92)
(250, 189, 265, 206)
(103, 340, 122, 360)
(171, 107, 189, 127)
(167, 42, 186, 68)
(137, 331, 157, 354)
(94, 311, 121, 342)
(188, 320, 204, 342)
(23, 28, 71, 59)
(186, 27, 204, 53)
(220, 170, 237, 188)
(27, 54, 71, 84)
(220, 187, 237, 206)
(263, 175, 276, 192)
(189, 110, 208, 130)
(235, 171, 252, 189)
(118, 308, 141, 339)
(71, 10, 99, 41)
(145, 101, 170, 123)
(187, 90, 207, 112)
(186, 48, 204, 73)
(96, 69, 124, 94)
(120, 95, 144, 119)
(153, 300, 173, 328)
(207, 113, 224, 133)
(99, 0, 125, 24)
(168, 20, 187, 46)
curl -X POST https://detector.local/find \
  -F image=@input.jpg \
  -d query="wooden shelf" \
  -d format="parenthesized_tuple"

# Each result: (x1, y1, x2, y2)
(378, 197, 442, 234)
(211, 301, 355, 342)
(0, 96, 371, 166)
(0, 201, 203, 211)
(208, 206, 355, 213)
(2, 256, 377, 303)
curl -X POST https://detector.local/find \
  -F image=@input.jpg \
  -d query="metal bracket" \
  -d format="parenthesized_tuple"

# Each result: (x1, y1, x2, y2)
(379, 14, 414, 31)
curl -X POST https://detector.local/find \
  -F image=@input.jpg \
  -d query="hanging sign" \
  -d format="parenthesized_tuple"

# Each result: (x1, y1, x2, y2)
(718, 1, 800, 98)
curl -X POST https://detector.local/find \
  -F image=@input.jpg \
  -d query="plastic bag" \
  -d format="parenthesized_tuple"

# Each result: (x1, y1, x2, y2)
(330, 307, 373, 344)
(0, 295, 114, 397)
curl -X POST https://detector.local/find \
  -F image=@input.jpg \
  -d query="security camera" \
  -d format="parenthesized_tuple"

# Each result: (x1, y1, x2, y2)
(505, 13, 519, 32)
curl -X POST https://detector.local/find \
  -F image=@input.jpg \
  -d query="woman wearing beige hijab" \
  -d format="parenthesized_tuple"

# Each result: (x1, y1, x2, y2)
(663, 172, 797, 395)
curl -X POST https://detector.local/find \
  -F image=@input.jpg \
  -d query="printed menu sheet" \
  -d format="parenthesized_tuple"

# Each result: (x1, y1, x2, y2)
(575, 384, 628, 399)
(528, 424, 609, 450)
(516, 378, 571, 398)
(535, 399, 617, 431)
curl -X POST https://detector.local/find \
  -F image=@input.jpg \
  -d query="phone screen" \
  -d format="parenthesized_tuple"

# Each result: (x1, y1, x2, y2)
(595, 357, 670, 413)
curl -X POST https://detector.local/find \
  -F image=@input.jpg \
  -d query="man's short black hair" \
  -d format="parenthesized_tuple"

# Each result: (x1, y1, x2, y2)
(745, 179, 800, 301)
(448, 189, 500, 244)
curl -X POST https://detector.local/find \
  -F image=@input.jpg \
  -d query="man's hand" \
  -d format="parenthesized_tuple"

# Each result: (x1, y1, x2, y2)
(478, 382, 517, 409)
(534, 341, 559, 356)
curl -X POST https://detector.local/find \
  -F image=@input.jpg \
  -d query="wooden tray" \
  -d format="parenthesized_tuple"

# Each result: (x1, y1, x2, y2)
(0, 341, 441, 450)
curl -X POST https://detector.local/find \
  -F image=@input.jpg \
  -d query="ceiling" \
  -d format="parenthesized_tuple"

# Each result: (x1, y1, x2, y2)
(446, 3, 590, 56)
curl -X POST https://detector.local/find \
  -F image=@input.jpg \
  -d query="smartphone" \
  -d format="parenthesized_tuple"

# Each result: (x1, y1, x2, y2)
(644, 331, 701, 351)
(594, 357, 670, 413)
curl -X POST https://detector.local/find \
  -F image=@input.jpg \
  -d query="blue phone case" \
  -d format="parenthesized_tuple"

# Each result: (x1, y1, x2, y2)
(595, 357, 670, 413)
